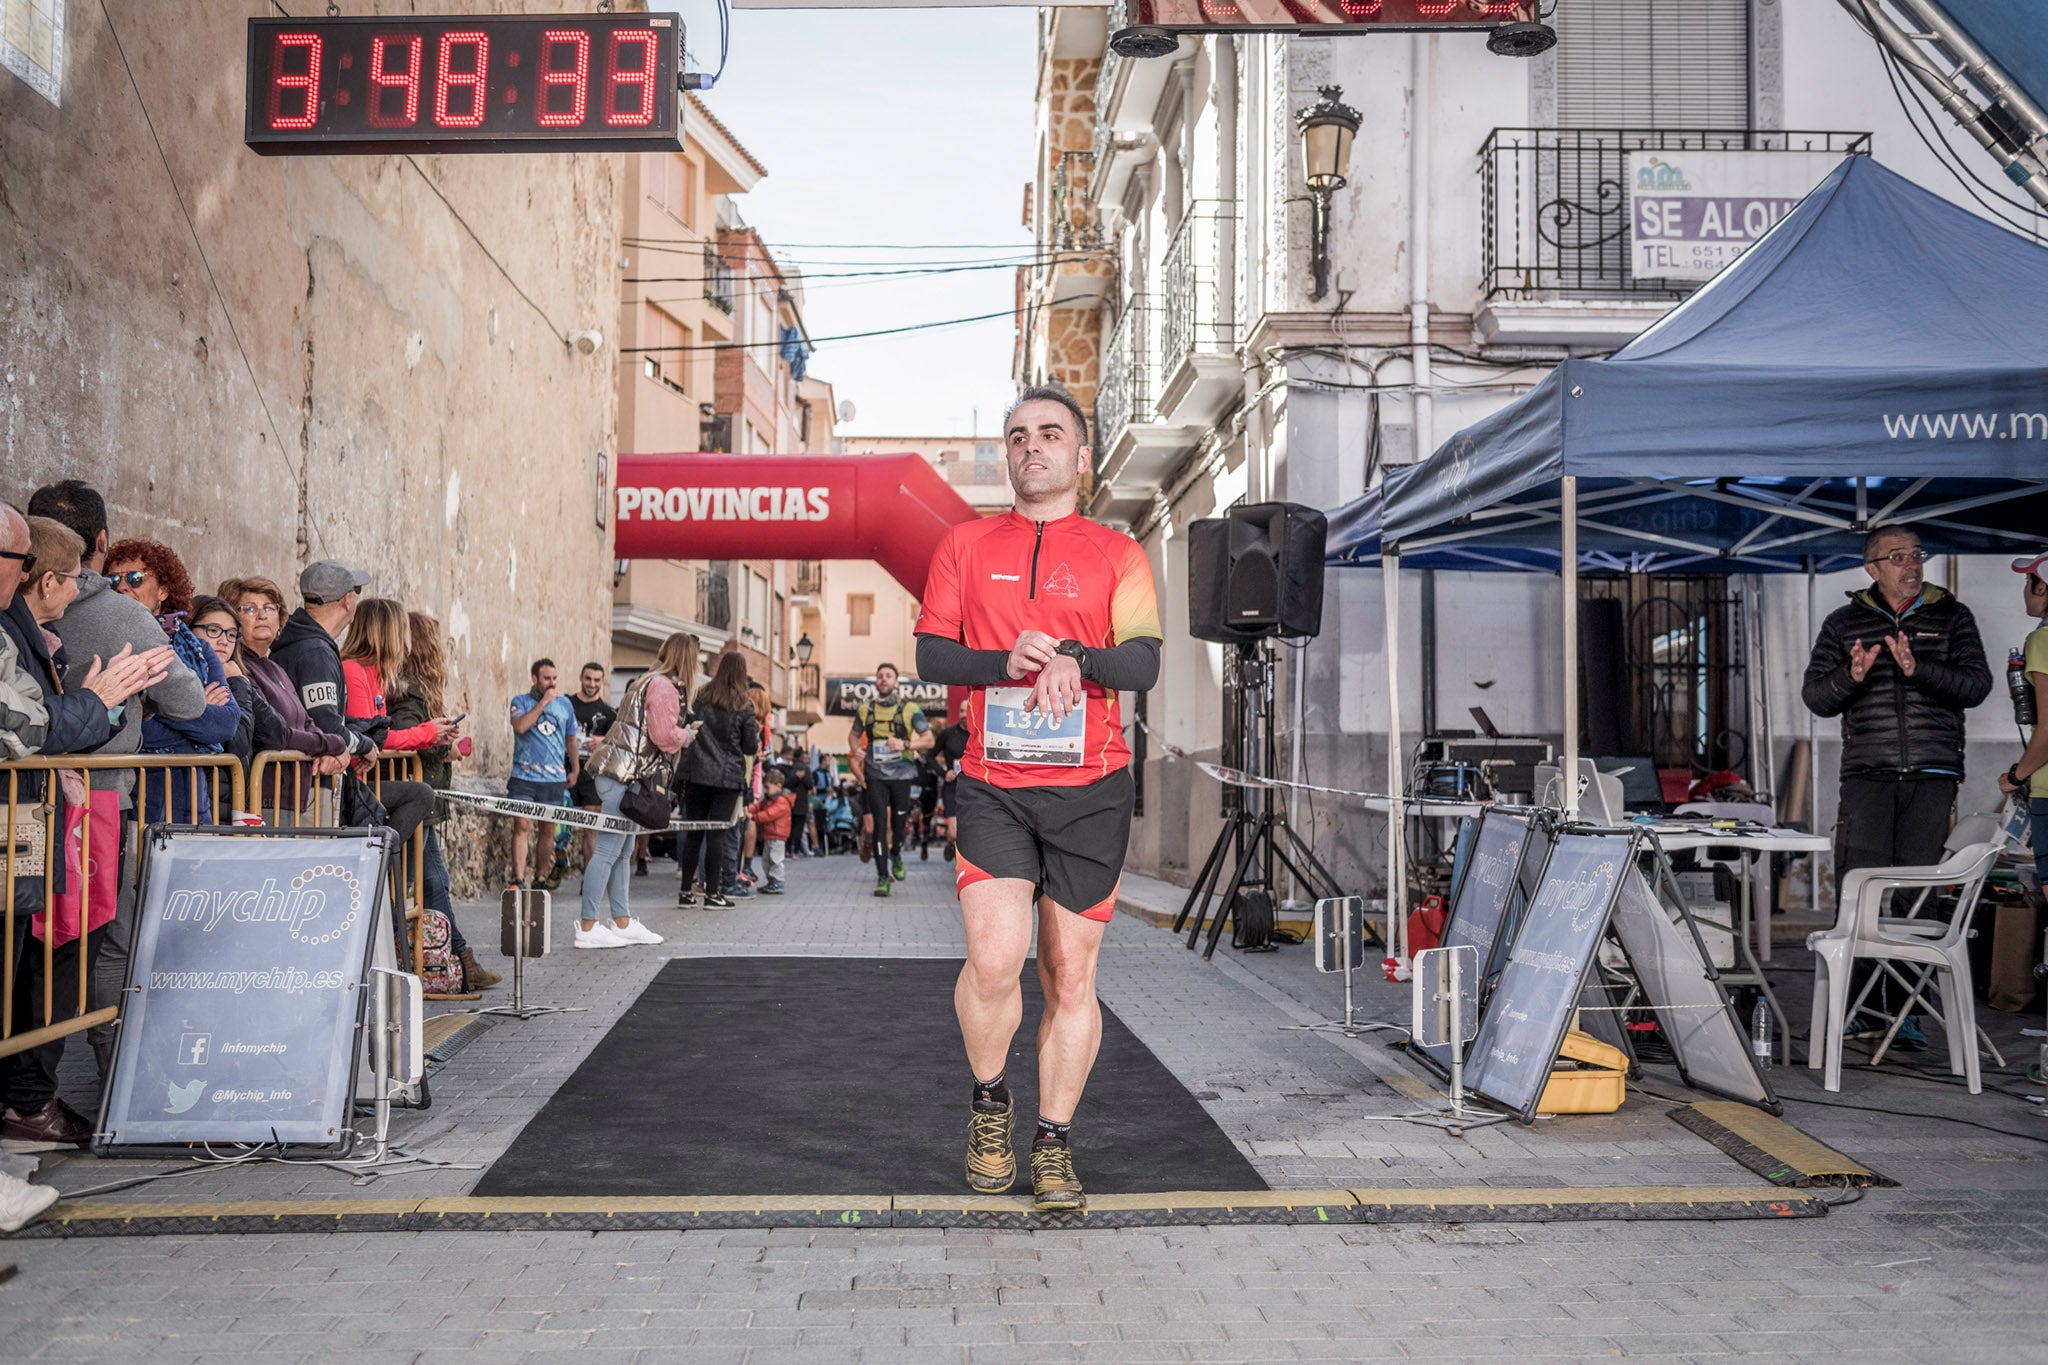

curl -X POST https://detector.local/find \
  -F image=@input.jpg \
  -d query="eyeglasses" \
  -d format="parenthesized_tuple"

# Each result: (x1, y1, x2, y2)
(0, 550, 34, 574)
(237, 602, 283, 619)
(106, 569, 149, 589)
(193, 623, 242, 644)
(1866, 548, 1929, 567)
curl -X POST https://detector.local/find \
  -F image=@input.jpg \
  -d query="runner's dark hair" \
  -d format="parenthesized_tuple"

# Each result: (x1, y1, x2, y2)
(1004, 383, 1090, 448)
(581, 660, 604, 676)
(530, 657, 556, 678)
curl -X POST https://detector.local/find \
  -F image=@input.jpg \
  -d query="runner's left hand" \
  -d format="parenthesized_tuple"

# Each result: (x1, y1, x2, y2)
(1026, 656, 1086, 724)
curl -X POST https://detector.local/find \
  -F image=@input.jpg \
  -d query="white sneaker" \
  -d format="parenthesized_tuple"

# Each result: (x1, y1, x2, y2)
(571, 921, 631, 950)
(610, 920, 664, 945)
(0, 1170, 59, 1232)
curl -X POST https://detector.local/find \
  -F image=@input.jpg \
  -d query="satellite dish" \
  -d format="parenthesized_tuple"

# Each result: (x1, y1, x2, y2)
(837, 400, 857, 423)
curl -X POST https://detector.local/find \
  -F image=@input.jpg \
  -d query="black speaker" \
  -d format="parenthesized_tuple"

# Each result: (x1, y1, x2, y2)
(1188, 502, 1327, 642)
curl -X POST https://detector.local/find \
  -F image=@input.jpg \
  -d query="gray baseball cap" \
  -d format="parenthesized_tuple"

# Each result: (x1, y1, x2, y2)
(300, 559, 371, 604)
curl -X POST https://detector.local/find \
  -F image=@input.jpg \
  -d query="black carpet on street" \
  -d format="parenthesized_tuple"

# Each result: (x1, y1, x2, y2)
(473, 956, 1265, 1197)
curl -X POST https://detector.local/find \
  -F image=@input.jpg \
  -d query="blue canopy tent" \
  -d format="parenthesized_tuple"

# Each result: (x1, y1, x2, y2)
(1324, 155, 2048, 956)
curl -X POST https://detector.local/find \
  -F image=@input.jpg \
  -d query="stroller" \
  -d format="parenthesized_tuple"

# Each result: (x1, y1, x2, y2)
(826, 797, 857, 855)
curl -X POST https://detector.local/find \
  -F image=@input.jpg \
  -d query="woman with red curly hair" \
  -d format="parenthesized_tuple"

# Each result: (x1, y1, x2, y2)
(104, 539, 239, 823)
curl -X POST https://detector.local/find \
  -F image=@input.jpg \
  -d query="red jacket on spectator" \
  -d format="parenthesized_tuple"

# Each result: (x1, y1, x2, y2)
(749, 791, 795, 841)
(342, 660, 438, 750)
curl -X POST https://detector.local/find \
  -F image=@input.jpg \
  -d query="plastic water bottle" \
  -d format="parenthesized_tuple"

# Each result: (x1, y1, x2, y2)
(1751, 998, 1773, 1069)
(2011, 648, 2037, 728)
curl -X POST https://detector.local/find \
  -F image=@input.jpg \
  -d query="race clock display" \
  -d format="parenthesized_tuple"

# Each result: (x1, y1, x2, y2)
(244, 13, 683, 156)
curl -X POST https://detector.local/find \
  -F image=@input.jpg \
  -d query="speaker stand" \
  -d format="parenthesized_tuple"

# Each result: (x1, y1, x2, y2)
(1174, 640, 1372, 961)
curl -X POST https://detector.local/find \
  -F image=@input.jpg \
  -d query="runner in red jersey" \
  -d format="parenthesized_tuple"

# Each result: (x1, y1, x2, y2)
(914, 385, 1161, 1213)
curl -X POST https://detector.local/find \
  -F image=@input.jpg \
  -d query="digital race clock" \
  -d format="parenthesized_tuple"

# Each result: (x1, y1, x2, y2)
(244, 13, 683, 156)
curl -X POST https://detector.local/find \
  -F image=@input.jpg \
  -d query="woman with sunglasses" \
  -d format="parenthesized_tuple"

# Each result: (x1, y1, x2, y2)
(103, 540, 240, 825)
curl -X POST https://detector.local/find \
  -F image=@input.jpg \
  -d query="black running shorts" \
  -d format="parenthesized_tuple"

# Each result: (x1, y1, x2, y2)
(953, 766, 1134, 922)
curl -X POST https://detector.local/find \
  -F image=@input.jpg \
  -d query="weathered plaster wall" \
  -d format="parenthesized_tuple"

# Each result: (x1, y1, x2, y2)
(1, 1, 624, 891)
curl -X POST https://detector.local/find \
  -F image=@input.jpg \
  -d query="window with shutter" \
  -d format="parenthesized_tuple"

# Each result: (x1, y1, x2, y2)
(1555, 0, 1751, 130)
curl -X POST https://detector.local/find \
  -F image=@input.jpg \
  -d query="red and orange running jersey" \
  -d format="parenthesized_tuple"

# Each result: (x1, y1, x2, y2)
(915, 510, 1162, 789)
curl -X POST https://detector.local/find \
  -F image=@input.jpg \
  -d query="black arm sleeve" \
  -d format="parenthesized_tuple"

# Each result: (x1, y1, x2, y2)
(1083, 637, 1161, 692)
(916, 633, 1013, 687)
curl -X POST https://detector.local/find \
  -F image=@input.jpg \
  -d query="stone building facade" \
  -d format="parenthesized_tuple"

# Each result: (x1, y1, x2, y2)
(2, 0, 629, 892)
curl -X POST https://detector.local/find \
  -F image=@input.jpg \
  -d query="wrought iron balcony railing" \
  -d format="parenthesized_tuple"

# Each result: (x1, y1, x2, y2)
(1095, 294, 1157, 461)
(1161, 201, 1236, 367)
(793, 561, 824, 596)
(1090, 0, 1129, 170)
(1052, 150, 1103, 251)
(703, 243, 736, 313)
(1479, 128, 1871, 300)
(697, 569, 732, 633)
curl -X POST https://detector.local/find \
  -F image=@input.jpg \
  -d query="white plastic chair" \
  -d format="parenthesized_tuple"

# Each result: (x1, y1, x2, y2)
(1805, 816, 2008, 1095)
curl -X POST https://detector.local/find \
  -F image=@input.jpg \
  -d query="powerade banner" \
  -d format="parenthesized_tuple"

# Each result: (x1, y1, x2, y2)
(101, 831, 392, 1148)
(824, 676, 946, 719)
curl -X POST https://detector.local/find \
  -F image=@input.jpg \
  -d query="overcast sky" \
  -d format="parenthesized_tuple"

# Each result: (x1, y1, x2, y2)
(688, 5, 1038, 439)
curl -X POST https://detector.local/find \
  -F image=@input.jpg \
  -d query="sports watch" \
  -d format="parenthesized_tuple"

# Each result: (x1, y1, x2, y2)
(1054, 639, 1089, 674)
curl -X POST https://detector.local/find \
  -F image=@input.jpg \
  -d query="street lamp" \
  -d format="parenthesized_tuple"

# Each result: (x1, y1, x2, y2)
(794, 633, 813, 664)
(1295, 85, 1361, 303)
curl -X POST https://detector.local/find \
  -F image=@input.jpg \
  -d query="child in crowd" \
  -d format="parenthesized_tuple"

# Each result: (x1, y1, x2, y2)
(748, 769, 795, 895)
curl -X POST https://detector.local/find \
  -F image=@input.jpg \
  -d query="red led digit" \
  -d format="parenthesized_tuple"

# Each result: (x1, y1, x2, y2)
(1336, 0, 1384, 14)
(537, 29, 590, 127)
(605, 29, 656, 128)
(1414, 1, 1459, 13)
(434, 30, 489, 130)
(367, 34, 422, 129)
(267, 32, 322, 131)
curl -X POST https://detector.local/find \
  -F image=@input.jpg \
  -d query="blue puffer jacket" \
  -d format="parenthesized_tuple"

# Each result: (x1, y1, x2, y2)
(139, 617, 240, 824)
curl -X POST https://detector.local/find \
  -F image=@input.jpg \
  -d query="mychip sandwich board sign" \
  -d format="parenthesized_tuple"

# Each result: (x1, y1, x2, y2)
(98, 827, 396, 1153)
(1462, 829, 1637, 1122)
(1414, 806, 1540, 1080)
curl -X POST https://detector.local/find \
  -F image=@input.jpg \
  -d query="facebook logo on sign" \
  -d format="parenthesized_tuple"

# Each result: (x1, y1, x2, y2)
(179, 1033, 210, 1066)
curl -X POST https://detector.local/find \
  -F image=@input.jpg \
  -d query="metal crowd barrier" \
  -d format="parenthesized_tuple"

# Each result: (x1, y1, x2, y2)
(0, 747, 440, 1061)
(246, 749, 428, 977)
(1, 752, 245, 1062)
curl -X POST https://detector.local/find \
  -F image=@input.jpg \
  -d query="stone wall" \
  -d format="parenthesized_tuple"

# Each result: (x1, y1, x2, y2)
(0, 2, 624, 895)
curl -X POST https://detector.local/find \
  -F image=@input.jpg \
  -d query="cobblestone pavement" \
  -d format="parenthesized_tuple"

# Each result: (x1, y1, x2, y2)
(4, 847, 2047, 1360)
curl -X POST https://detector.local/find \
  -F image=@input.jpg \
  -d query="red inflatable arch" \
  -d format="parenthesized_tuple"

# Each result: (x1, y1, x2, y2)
(613, 453, 982, 598)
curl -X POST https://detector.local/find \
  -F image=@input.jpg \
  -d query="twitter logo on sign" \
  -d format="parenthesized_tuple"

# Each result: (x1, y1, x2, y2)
(165, 1080, 204, 1114)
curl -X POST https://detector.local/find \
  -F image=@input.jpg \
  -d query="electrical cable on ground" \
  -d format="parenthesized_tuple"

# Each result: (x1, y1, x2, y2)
(109, 0, 326, 554)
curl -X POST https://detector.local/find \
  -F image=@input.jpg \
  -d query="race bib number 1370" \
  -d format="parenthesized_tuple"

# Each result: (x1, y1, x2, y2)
(982, 686, 1085, 767)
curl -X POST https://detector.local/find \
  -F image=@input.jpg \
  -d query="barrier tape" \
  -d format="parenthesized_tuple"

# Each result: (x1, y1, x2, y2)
(433, 789, 742, 834)
(1195, 762, 1479, 808)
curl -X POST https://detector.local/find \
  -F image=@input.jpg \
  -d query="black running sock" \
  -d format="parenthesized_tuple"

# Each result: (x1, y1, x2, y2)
(1033, 1118, 1071, 1148)
(972, 1073, 1011, 1112)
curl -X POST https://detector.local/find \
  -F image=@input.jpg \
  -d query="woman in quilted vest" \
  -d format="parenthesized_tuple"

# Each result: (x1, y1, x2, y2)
(580, 631, 694, 946)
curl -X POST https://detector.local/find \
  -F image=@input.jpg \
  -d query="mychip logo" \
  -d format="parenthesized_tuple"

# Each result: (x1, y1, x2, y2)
(159, 867, 364, 945)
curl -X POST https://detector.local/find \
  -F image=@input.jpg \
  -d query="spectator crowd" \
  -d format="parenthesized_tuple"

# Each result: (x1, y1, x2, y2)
(0, 480, 976, 1233)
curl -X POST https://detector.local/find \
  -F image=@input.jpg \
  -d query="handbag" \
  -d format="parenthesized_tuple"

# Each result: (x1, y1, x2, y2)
(341, 769, 389, 828)
(619, 774, 673, 831)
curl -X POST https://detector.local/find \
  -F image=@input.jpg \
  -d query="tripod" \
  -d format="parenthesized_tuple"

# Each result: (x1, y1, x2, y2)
(1174, 640, 1357, 960)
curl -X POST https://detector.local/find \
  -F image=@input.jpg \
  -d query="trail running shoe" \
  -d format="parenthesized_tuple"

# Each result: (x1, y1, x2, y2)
(966, 1103, 1015, 1194)
(1030, 1142, 1086, 1213)
(874, 878, 892, 899)
(892, 856, 907, 882)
